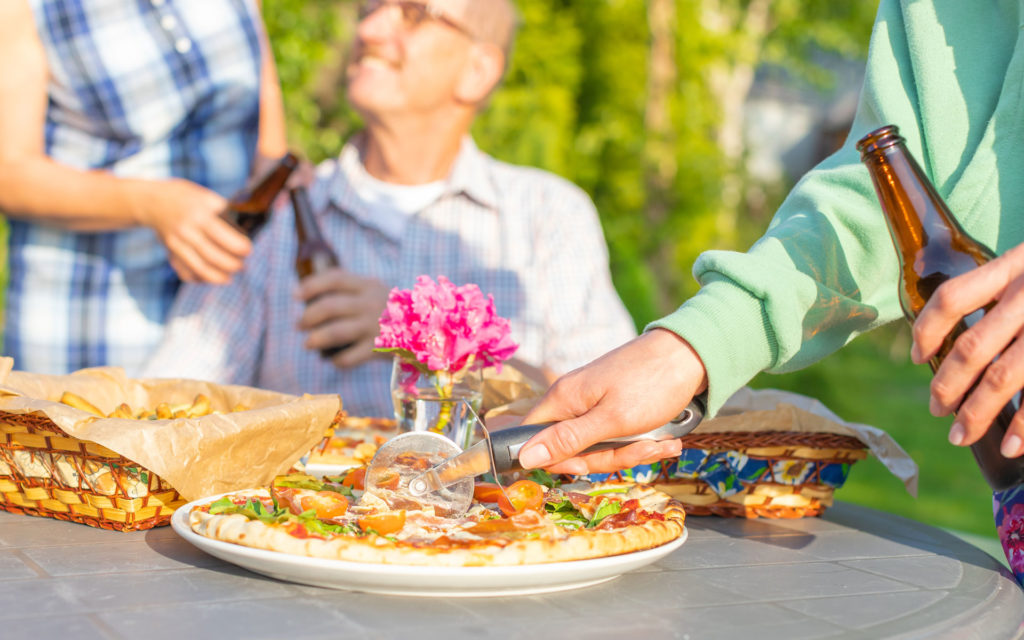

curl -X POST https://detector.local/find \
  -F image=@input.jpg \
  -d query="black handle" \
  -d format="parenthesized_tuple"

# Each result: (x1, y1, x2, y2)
(488, 397, 705, 473)
(489, 423, 551, 472)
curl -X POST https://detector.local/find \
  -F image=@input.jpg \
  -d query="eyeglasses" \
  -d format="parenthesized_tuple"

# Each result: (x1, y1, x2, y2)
(358, 0, 474, 38)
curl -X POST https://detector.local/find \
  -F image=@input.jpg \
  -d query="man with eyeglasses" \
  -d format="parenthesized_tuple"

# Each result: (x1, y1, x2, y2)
(145, 0, 636, 419)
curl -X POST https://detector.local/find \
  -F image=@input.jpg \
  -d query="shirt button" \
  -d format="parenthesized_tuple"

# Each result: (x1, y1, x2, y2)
(174, 37, 192, 53)
(160, 15, 177, 30)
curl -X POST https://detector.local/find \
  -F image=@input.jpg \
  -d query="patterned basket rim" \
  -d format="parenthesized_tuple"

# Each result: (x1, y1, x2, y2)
(679, 430, 864, 450)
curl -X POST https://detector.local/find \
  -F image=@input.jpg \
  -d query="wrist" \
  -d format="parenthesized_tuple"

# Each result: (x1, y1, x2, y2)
(645, 327, 709, 395)
(118, 178, 153, 228)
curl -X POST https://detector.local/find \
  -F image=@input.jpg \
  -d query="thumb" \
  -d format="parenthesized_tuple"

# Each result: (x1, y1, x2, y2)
(517, 405, 619, 469)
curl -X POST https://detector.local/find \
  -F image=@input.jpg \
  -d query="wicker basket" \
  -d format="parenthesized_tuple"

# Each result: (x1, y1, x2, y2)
(0, 412, 185, 531)
(568, 431, 868, 519)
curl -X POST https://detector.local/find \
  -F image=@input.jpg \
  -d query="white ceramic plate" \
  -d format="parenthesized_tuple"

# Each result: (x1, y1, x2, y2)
(170, 495, 687, 597)
(301, 462, 359, 479)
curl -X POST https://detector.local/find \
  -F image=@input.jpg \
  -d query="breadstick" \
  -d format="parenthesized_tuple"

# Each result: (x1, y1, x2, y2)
(187, 394, 211, 418)
(59, 392, 104, 417)
(107, 403, 134, 419)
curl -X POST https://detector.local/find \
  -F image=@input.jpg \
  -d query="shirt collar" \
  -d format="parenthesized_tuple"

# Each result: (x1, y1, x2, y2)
(327, 134, 500, 230)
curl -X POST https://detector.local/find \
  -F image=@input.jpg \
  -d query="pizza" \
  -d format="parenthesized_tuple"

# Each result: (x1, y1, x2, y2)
(305, 416, 397, 468)
(188, 469, 686, 567)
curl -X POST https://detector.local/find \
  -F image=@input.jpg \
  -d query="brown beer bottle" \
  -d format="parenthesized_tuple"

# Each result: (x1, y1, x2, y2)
(858, 124, 1024, 491)
(221, 152, 299, 237)
(289, 186, 350, 358)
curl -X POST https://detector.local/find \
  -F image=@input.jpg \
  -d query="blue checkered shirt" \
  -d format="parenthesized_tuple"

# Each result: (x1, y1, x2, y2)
(144, 138, 638, 417)
(5, 0, 262, 375)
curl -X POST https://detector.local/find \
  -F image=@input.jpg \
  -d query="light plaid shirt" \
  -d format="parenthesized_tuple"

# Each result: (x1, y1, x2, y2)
(145, 137, 637, 417)
(5, 0, 262, 375)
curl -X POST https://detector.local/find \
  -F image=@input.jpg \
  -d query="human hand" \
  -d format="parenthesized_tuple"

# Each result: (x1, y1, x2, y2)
(134, 178, 251, 284)
(296, 268, 390, 367)
(517, 328, 708, 474)
(911, 242, 1024, 457)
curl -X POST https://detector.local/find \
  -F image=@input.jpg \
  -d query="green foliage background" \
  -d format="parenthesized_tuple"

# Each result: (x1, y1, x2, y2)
(261, 0, 997, 541)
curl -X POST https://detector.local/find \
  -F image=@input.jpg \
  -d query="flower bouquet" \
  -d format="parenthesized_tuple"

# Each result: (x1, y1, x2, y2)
(374, 275, 518, 448)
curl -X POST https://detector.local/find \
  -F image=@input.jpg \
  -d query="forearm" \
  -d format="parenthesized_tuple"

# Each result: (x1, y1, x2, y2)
(254, 9, 287, 162)
(0, 156, 150, 231)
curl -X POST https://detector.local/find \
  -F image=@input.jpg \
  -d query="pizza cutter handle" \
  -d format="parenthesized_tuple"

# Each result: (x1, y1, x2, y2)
(488, 397, 705, 472)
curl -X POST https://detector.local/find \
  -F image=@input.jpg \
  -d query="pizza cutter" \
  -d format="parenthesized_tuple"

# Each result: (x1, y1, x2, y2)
(363, 430, 475, 516)
(365, 397, 706, 515)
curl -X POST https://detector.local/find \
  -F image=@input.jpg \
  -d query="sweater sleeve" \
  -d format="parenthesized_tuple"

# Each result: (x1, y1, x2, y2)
(649, 0, 954, 415)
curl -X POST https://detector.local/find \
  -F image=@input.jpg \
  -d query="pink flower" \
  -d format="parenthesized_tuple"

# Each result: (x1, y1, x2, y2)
(374, 276, 518, 382)
(998, 502, 1024, 575)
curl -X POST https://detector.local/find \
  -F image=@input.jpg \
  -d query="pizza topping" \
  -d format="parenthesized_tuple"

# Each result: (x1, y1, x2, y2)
(300, 491, 350, 519)
(339, 467, 366, 490)
(585, 485, 631, 497)
(271, 487, 305, 515)
(564, 491, 599, 517)
(496, 479, 545, 517)
(370, 469, 401, 491)
(526, 468, 560, 488)
(393, 452, 433, 471)
(204, 495, 272, 516)
(543, 498, 589, 530)
(472, 482, 506, 504)
(272, 473, 353, 497)
(588, 498, 624, 528)
(286, 521, 321, 539)
(358, 510, 407, 536)
(468, 509, 547, 534)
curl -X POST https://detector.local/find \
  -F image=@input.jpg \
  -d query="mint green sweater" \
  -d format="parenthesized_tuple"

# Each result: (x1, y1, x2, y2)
(650, 0, 1024, 415)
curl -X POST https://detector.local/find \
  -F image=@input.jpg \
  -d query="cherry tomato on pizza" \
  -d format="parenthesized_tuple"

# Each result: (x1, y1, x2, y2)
(359, 510, 407, 535)
(497, 479, 545, 517)
(299, 491, 349, 519)
(473, 482, 506, 503)
(371, 469, 401, 491)
(341, 467, 366, 490)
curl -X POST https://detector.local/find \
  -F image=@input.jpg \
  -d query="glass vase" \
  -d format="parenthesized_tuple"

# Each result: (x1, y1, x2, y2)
(390, 358, 484, 450)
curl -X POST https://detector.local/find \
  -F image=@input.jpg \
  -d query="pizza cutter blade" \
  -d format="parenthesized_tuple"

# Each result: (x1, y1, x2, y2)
(363, 430, 474, 517)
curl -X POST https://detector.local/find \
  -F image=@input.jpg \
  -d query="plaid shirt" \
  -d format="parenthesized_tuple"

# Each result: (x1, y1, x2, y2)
(144, 138, 637, 417)
(5, 0, 262, 375)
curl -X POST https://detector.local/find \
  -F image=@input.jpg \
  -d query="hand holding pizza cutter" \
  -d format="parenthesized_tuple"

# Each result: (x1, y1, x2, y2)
(364, 398, 705, 517)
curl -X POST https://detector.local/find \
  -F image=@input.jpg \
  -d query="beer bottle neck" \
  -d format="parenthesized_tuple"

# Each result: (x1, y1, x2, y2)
(864, 141, 960, 257)
(230, 152, 299, 213)
(291, 187, 321, 243)
(290, 186, 339, 276)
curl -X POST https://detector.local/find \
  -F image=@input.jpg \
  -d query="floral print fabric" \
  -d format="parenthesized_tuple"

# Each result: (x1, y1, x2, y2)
(576, 449, 853, 498)
(993, 486, 1024, 587)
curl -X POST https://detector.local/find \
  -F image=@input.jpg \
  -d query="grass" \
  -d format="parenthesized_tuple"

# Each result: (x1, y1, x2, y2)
(749, 322, 997, 539)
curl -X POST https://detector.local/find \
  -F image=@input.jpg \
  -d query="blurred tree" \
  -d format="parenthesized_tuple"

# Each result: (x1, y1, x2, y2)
(263, 0, 880, 327)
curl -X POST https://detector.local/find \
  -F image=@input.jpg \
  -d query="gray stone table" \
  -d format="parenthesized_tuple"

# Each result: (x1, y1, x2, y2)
(0, 501, 1021, 640)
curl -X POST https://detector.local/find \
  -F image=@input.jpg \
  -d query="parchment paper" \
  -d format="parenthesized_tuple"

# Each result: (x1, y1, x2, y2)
(0, 358, 339, 501)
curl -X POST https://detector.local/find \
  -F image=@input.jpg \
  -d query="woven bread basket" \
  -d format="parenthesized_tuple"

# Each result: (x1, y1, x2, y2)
(0, 361, 340, 532)
(0, 412, 184, 531)
(567, 431, 868, 519)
